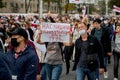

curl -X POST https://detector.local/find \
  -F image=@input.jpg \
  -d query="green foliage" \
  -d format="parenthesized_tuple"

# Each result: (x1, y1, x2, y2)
(0, 0, 4, 8)
(63, 3, 75, 11)
(98, 0, 106, 15)
(89, 5, 97, 14)
(108, 0, 120, 8)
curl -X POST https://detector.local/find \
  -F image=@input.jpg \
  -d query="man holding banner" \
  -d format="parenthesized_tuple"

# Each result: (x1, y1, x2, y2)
(36, 21, 72, 80)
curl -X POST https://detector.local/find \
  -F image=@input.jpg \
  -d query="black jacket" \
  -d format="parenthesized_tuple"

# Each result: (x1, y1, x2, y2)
(91, 27, 111, 57)
(73, 35, 104, 70)
(0, 52, 12, 80)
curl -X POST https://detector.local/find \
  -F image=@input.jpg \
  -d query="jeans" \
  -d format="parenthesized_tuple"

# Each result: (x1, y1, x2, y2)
(113, 50, 120, 78)
(104, 57, 108, 72)
(45, 63, 62, 80)
(76, 67, 96, 80)
(95, 59, 100, 80)
(40, 63, 47, 80)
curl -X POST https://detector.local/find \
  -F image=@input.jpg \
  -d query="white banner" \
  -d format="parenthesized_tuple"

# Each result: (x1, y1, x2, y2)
(69, 0, 95, 4)
(41, 23, 70, 42)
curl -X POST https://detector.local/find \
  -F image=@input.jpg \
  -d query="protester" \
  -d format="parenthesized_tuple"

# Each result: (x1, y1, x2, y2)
(0, 14, 119, 80)
(112, 22, 120, 80)
(0, 51, 12, 80)
(73, 22, 104, 80)
(34, 24, 47, 80)
(36, 16, 72, 80)
(91, 18, 112, 79)
(6, 27, 38, 80)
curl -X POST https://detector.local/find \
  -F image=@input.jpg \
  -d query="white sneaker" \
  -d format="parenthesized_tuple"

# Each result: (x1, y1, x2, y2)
(113, 78, 118, 80)
(104, 72, 108, 78)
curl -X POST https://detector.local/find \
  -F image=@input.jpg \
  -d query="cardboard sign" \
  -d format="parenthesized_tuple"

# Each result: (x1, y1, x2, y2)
(41, 23, 70, 42)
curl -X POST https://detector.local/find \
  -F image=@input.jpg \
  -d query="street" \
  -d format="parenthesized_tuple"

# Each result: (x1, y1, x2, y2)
(60, 56, 120, 80)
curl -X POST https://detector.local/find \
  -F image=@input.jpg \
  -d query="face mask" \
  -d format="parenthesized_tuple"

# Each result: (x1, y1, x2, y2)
(11, 38, 20, 47)
(79, 29, 86, 35)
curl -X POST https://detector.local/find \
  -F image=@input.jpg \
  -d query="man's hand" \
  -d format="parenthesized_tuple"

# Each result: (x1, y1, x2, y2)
(107, 52, 112, 56)
(99, 68, 104, 74)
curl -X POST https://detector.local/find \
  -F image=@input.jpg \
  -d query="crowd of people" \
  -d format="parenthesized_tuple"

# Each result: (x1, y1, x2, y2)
(0, 13, 120, 80)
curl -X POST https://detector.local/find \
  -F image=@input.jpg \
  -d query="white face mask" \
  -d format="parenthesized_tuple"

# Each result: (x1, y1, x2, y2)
(79, 29, 86, 35)
(104, 20, 108, 24)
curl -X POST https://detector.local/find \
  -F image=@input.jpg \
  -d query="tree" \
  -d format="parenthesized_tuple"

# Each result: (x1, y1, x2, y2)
(89, 5, 97, 14)
(56, 0, 62, 15)
(108, 0, 120, 8)
(37, 0, 39, 13)
(98, 0, 106, 15)
(25, 0, 32, 13)
(43, 0, 55, 11)
(10, 3, 19, 13)
(0, 0, 4, 8)
(63, 3, 75, 14)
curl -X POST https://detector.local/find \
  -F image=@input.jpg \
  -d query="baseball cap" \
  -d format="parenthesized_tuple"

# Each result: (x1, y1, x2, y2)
(8, 27, 28, 40)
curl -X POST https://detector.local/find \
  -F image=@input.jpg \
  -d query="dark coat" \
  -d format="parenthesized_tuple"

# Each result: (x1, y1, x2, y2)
(6, 45, 38, 80)
(0, 52, 12, 80)
(91, 27, 111, 57)
(73, 35, 104, 70)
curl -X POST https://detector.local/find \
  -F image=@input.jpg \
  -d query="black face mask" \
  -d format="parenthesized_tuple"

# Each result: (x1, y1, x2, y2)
(11, 38, 20, 47)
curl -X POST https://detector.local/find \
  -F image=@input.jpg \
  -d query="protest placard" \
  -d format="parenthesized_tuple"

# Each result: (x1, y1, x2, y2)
(41, 23, 70, 42)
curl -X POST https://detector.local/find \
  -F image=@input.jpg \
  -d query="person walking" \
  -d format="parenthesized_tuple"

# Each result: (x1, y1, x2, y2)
(73, 22, 104, 80)
(36, 19, 72, 80)
(112, 22, 120, 80)
(6, 27, 38, 80)
(0, 51, 12, 80)
(91, 18, 112, 79)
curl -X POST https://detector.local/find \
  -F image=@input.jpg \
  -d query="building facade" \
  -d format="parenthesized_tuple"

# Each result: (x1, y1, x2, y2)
(0, 0, 66, 14)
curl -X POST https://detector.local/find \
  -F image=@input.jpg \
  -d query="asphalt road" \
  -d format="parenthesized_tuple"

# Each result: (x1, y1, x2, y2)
(60, 56, 120, 80)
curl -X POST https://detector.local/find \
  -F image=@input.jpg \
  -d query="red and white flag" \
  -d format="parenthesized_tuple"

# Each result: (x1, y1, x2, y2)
(113, 5, 120, 13)
(82, 6, 86, 17)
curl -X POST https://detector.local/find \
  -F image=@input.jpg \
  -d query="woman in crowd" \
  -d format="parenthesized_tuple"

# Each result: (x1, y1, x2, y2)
(112, 22, 120, 80)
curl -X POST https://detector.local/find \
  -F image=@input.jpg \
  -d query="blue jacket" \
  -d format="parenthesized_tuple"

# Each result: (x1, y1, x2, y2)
(6, 45, 38, 80)
(0, 52, 12, 80)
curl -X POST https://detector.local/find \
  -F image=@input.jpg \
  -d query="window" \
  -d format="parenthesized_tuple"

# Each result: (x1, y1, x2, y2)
(10, 2, 14, 7)
(4, 2, 7, 8)
(21, 4, 24, 8)
(33, 4, 35, 8)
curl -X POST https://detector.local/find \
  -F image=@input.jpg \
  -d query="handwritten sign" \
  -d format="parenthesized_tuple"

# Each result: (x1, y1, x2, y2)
(41, 23, 70, 42)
